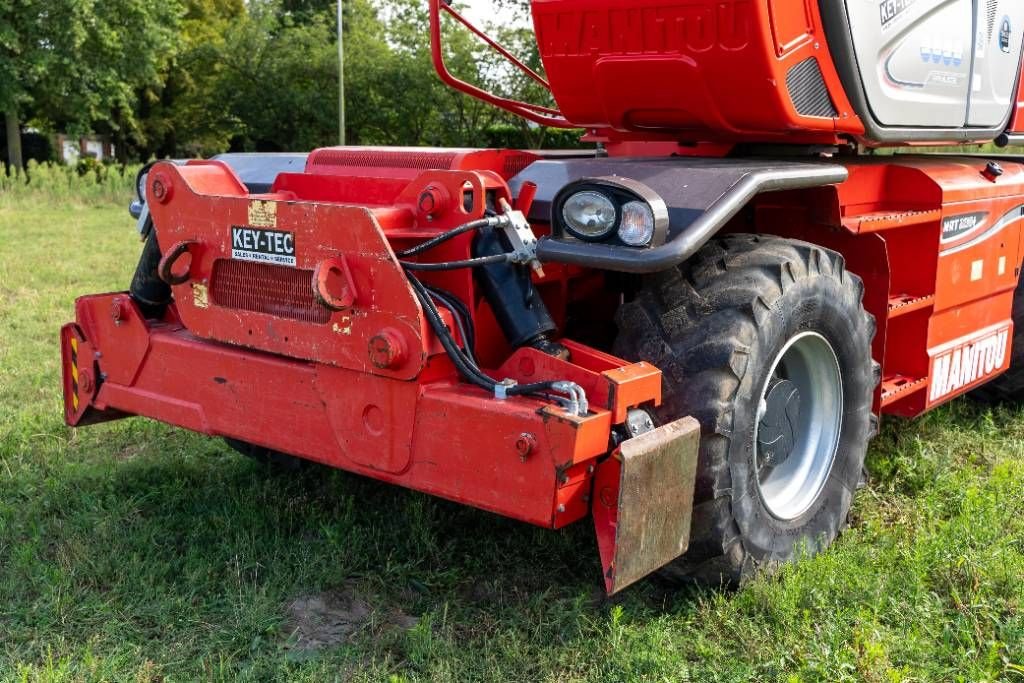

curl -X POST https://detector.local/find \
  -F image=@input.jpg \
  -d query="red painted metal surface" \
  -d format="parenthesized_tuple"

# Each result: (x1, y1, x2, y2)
(530, 0, 861, 144)
(62, 155, 672, 529)
(63, 290, 662, 526)
(751, 156, 1024, 418)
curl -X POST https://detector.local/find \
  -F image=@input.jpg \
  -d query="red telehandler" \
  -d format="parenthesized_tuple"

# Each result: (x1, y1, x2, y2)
(61, 0, 1024, 592)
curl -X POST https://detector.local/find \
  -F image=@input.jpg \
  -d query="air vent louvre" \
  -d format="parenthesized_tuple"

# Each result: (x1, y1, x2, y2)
(210, 259, 329, 324)
(786, 58, 838, 119)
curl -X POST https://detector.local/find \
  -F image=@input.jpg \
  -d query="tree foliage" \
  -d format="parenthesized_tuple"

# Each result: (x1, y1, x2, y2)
(3, 0, 581, 166)
(1, 0, 180, 166)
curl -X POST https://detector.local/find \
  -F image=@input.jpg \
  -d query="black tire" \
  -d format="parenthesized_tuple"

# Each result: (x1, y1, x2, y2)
(971, 276, 1024, 403)
(224, 438, 309, 471)
(613, 234, 877, 585)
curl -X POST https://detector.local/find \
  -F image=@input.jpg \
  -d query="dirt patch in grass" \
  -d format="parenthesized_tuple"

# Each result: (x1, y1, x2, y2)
(284, 586, 419, 651)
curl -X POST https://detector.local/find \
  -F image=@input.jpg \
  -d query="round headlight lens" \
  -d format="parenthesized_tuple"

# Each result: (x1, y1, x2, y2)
(618, 201, 655, 246)
(562, 190, 617, 239)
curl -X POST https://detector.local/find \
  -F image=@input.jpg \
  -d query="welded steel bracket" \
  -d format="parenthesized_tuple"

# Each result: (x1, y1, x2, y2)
(592, 416, 700, 594)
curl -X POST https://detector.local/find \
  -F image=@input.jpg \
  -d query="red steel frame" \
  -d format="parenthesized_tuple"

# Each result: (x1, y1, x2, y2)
(61, 156, 666, 532)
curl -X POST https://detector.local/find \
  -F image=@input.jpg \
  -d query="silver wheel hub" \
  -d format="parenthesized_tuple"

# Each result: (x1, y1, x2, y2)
(753, 332, 843, 521)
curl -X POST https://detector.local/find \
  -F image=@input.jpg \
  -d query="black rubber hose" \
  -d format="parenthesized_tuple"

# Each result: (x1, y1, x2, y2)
(506, 381, 560, 396)
(129, 230, 171, 319)
(428, 291, 473, 361)
(396, 218, 496, 258)
(406, 271, 496, 390)
(400, 253, 509, 271)
(425, 285, 477, 363)
(407, 272, 566, 401)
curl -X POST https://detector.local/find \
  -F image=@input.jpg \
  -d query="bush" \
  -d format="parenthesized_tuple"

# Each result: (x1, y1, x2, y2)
(0, 160, 140, 206)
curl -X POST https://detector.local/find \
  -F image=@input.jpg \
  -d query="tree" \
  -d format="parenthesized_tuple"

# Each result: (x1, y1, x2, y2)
(215, 1, 340, 152)
(0, 0, 180, 168)
(134, 0, 246, 158)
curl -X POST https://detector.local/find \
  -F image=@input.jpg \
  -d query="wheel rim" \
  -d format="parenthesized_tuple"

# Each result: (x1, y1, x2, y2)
(753, 331, 843, 521)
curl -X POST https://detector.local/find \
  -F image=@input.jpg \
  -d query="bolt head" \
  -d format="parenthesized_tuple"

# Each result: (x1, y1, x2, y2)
(150, 171, 173, 203)
(368, 329, 406, 370)
(78, 370, 93, 394)
(514, 432, 536, 458)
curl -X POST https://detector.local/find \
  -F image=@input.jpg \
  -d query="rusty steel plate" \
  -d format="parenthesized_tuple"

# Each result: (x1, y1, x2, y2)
(597, 416, 700, 593)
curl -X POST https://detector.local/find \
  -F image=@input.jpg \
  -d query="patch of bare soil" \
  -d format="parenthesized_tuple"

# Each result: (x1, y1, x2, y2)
(284, 586, 418, 651)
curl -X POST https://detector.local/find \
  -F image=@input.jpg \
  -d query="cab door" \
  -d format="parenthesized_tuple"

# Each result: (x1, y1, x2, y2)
(845, 0, 974, 128)
(967, 1, 1024, 127)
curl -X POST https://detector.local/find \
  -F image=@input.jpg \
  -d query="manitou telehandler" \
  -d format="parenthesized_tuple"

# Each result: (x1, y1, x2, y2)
(62, 0, 1024, 592)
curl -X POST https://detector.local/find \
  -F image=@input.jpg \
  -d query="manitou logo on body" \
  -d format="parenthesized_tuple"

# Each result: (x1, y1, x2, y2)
(231, 226, 296, 266)
(929, 325, 1011, 403)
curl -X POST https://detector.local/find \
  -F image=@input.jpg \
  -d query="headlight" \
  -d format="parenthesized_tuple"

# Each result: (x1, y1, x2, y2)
(618, 201, 655, 246)
(561, 190, 617, 240)
(135, 161, 157, 204)
(553, 177, 668, 248)
(137, 172, 148, 203)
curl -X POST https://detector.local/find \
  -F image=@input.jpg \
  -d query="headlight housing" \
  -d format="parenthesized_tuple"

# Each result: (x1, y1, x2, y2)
(561, 190, 618, 240)
(553, 177, 668, 248)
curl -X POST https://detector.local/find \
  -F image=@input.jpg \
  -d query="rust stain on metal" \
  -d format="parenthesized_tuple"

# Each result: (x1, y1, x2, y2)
(609, 416, 700, 593)
(332, 316, 353, 335)
(192, 282, 210, 309)
(248, 200, 277, 227)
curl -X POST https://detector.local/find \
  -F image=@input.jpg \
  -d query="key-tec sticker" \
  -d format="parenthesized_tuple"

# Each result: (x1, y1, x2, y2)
(231, 226, 296, 266)
(880, 0, 916, 29)
(929, 324, 1011, 403)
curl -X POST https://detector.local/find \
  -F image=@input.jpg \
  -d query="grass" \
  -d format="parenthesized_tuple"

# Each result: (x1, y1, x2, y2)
(1, 187, 1024, 682)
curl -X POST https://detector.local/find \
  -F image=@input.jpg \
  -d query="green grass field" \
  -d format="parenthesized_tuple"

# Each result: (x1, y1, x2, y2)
(2, 188, 1024, 682)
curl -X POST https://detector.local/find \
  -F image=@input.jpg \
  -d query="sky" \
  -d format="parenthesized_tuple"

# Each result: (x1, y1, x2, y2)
(458, 1, 530, 29)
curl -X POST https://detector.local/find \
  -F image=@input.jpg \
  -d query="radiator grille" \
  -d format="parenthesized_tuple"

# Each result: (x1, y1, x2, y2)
(210, 259, 330, 324)
(308, 148, 459, 171)
(502, 152, 536, 178)
(786, 58, 838, 118)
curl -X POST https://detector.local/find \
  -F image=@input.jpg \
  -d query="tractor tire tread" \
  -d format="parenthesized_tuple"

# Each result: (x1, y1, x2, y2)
(613, 234, 876, 586)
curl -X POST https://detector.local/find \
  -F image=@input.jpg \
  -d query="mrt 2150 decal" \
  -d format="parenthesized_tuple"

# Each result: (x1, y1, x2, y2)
(929, 323, 1013, 404)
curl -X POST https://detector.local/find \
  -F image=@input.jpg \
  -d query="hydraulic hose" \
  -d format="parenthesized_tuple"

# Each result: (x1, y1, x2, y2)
(129, 229, 171, 319)
(396, 216, 499, 258)
(399, 213, 585, 414)
(400, 253, 510, 271)
(407, 270, 566, 399)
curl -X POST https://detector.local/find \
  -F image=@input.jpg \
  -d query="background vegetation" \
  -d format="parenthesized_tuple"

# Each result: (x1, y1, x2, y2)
(0, 0, 573, 168)
(1, 154, 1023, 683)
